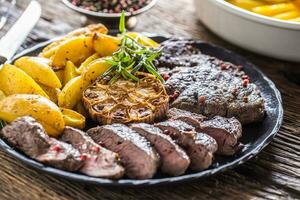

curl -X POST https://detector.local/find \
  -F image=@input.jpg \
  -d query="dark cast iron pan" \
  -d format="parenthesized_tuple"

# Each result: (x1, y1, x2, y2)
(0, 36, 283, 187)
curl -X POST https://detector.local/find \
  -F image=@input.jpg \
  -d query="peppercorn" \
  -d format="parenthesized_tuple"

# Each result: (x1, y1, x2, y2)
(162, 73, 170, 81)
(243, 79, 249, 87)
(71, 0, 153, 13)
(80, 153, 88, 161)
(91, 146, 101, 153)
(220, 63, 227, 70)
(198, 95, 206, 105)
(52, 144, 62, 152)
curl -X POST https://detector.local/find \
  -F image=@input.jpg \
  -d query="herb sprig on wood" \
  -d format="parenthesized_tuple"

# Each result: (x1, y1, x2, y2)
(103, 11, 164, 84)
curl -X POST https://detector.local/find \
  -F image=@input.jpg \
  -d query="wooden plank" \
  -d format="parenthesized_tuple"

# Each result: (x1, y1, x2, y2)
(0, 0, 299, 199)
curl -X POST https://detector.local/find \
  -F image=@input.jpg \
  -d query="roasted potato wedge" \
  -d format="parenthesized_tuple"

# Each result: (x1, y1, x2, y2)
(40, 84, 61, 104)
(52, 36, 94, 69)
(60, 108, 85, 129)
(14, 56, 62, 88)
(55, 69, 65, 84)
(64, 61, 78, 86)
(126, 32, 160, 48)
(0, 64, 49, 98)
(82, 58, 111, 84)
(58, 76, 89, 109)
(93, 33, 121, 57)
(0, 90, 6, 101)
(0, 94, 65, 137)
(40, 24, 108, 58)
(77, 53, 100, 74)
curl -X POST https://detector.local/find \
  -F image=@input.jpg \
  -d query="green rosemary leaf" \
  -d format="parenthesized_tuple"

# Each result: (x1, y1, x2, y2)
(0, 120, 6, 129)
(119, 11, 126, 34)
(109, 74, 121, 85)
(145, 62, 164, 83)
(122, 69, 139, 81)
(105, 58, 118, 65)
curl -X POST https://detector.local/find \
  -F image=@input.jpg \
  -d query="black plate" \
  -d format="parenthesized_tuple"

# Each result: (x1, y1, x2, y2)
(0, 36, 283, 187)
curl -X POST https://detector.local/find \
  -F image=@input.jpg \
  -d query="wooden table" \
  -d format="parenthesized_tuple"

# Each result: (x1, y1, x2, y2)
(0, 0, 299, 199)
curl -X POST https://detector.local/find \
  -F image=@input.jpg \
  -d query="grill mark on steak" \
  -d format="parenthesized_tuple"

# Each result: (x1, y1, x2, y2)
(166, 65, 265, 124)
(167, 108, 206, 130)
(167, 108, 243, 155)
(60, 127, 125, 179)
(131, 123, 190, 176)
(155, 120, 217, 171)
(200, 116, 243, 155)
(157, 38, 265, 124)
(87, 124, 159, 179)
(0, 116, 83, 171)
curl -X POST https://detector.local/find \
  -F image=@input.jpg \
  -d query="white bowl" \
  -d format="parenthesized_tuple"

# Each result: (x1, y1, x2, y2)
(194, 0, 300, 62)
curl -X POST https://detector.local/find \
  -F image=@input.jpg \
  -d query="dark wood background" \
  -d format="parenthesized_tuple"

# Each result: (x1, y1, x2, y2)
(0, 0, 299, 199)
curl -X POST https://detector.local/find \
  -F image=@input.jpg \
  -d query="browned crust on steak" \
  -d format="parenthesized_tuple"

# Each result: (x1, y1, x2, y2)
(87, 124, 159, 179)
(131, 123, 190, 176)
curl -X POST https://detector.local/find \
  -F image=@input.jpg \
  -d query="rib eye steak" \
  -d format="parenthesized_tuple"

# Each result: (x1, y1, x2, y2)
(167, 108, 243, 155)
(87, 124, 160, 179)
(131, 123, 190, 176)
(155, 120, 217, 171)
(61, 127, 125, 179)
(157, 38, 265, 124)
(0, 116, 83, 171)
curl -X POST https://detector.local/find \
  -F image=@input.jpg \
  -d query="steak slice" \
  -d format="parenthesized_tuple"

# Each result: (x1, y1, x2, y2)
(0, 116, 83, 171)
(155, 120, 217, 171)
(167, 108, 243, 155)
(200, 116, 243, 156)
(61, 127, 124, 178)
(131, 123, 190, 176)
(36, 139, 83, 171)
(167, 108, 206, 130)
(87, 124, 159, 179)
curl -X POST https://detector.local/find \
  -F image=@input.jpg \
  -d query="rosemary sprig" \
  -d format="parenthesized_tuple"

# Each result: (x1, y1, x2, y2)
(104, 11, 163, 84)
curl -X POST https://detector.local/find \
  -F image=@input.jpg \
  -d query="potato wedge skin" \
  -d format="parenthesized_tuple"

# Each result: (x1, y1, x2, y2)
(14, 56, 62, 88)
(40, 84, 61, 104)
(126, 32, 160, 48)
(77, 53, 100, 74)
(52, 36, 94, 69)
(0, 94, 65, 137)
(40, 23, 108, 58)
(82, 58, 111, 84)
(64, 61, 78, 86)
(0, 90, 6, 101)
(93, 33, 120, 57)
(0, 64, 49, 98)
(58, 76, 89, 109)
(60, 108, 85, 129)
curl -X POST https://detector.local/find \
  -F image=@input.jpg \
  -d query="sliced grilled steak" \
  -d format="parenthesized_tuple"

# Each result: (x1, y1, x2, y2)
(36, 139, 83, 171)
(155, 120, 217, 171)
(61, 127, 124, 178)
(167, 108, 243, 155)
(131, 123, 190, 176)
(87, 124, 159, 179)
(167, 108, 206, 130)
(0, 116, 83, 171)
(200, 116, 243, 156)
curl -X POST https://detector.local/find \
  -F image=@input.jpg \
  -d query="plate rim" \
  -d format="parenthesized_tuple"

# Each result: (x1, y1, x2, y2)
(0, 36, 283, 187)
